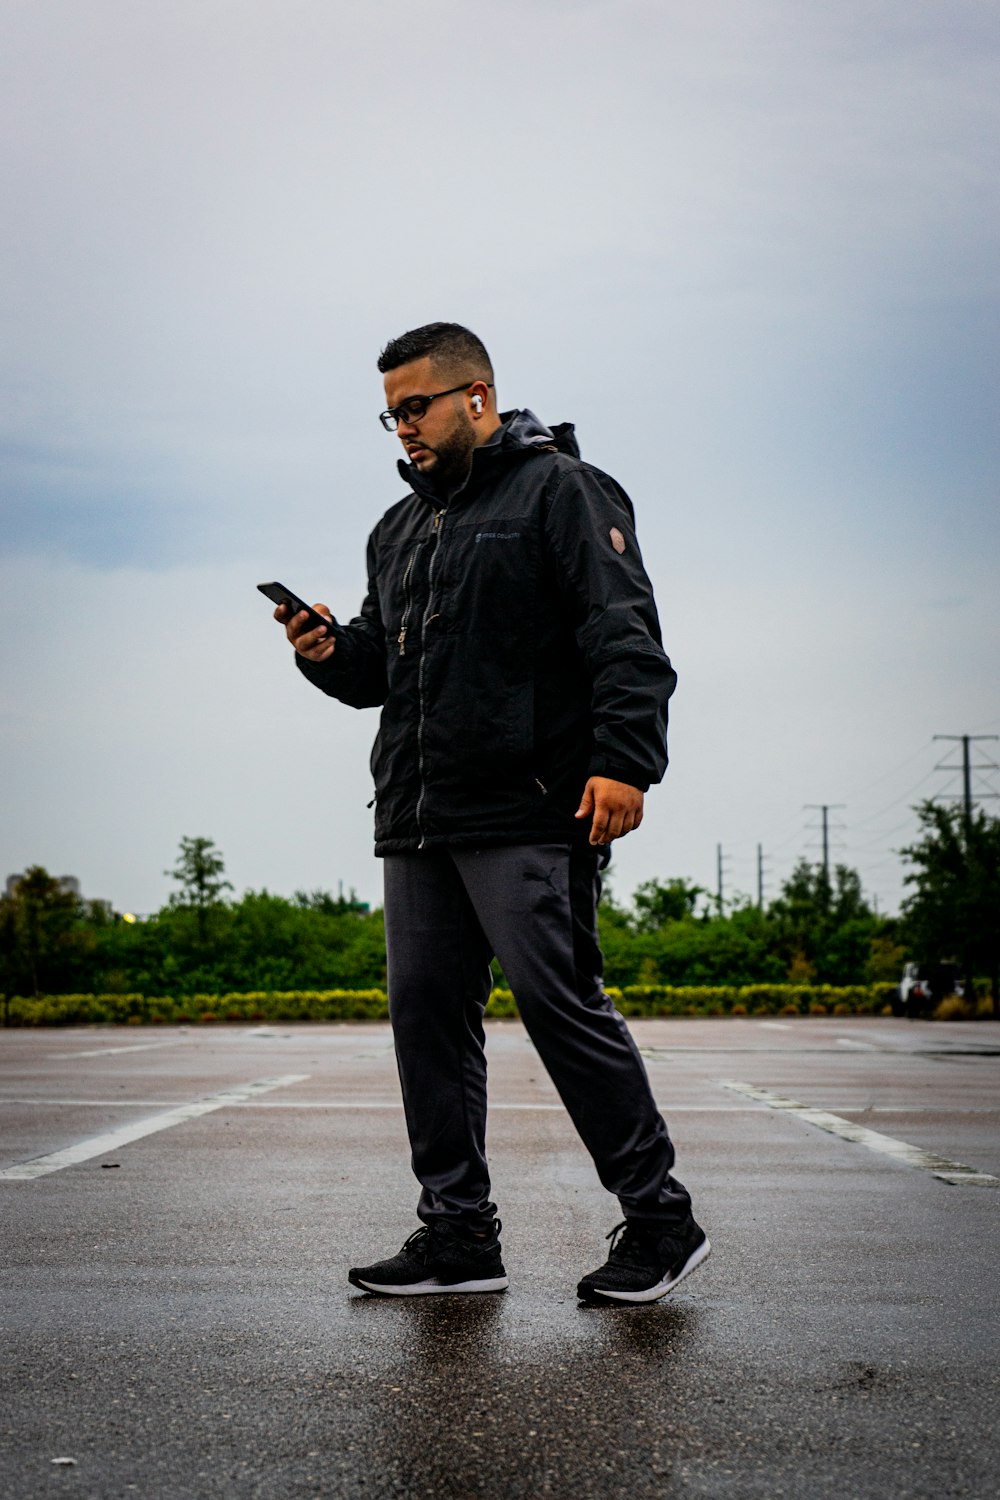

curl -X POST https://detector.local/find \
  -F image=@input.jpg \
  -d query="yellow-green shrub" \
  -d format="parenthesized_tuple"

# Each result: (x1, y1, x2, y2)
(3, 982, 900, 1026)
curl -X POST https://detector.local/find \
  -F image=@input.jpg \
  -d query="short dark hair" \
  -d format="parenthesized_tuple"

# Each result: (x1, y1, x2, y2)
(377, 322, 494, 382)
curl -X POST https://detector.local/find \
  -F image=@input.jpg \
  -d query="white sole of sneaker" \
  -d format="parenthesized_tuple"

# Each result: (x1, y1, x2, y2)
(581, 1236, 712, 1304)
(351, 1274, 509, 1296)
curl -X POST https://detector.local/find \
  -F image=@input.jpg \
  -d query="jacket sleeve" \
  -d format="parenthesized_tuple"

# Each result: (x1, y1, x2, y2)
(543, 465, 677, 791)
(295, 531, 388, 709)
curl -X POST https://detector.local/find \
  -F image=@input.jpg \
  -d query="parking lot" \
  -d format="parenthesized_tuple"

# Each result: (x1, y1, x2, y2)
(2, 1015, 998, 1498)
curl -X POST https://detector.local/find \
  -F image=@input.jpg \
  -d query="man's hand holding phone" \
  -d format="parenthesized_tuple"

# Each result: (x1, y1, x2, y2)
(276, 600, 336, 662)
(258, 582, 337, 663)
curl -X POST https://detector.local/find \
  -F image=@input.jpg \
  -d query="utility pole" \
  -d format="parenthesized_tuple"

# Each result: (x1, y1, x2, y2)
(804, 804, 845, 880)
(716, 843, 730, 917)
(933, 734, 1000, 1011)
(757, 843, 766, 910)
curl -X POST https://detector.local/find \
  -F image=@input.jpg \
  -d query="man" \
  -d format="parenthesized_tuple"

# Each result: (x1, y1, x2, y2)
(275, 322, 709, 1304)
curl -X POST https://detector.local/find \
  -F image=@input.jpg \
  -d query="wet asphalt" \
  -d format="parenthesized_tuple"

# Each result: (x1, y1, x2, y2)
(1, 1016, 998, 1499)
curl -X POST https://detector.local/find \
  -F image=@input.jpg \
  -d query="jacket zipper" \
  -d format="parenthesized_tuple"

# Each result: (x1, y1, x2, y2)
(397, 546, 419, 656)
(415, 507, 447, 847)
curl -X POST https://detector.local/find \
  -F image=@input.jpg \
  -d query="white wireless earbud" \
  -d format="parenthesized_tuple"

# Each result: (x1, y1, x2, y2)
(471, 394, 483, 413)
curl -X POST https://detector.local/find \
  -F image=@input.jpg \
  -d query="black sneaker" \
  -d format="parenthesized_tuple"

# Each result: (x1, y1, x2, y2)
(576, 1216, 711, 1304)
(348, 1219, 509, 1296)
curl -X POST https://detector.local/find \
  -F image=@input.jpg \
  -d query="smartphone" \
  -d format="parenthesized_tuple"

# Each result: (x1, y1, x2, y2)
(257, 581, 336, 639)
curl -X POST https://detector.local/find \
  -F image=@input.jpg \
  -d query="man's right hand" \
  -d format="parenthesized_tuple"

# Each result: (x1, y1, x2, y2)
(275, 602, 336, 663)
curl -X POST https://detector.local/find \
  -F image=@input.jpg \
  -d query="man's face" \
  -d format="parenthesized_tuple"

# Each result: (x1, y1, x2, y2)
(383, 356, 477, 491)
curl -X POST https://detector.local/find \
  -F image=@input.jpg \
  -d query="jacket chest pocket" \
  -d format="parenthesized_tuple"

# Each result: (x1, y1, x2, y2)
(439, 520, 538, 651)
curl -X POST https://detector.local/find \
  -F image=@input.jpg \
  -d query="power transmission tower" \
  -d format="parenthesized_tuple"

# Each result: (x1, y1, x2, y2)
(932, 734, 1000, 1008)
(804, 804, 846, 879)
(932, 735, 1000, 828)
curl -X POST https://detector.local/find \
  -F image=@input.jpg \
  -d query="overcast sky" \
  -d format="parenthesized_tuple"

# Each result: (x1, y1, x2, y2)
(2, 0, 998, 919)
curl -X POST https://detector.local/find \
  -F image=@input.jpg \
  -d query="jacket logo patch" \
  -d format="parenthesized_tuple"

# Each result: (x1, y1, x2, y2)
(610, 527, 626, 554)
(475, 532, 521, 544)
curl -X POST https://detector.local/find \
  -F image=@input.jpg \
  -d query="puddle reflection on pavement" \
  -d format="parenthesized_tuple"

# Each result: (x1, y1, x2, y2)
(340, 1291, 704, 1495)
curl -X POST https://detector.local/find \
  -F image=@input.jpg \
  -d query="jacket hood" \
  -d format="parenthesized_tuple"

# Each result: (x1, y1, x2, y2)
(491, 408, 580, 458)
(397, 408, 580, 498)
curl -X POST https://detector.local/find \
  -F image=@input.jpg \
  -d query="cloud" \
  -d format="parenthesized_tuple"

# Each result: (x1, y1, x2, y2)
(1, 0, 997, 913)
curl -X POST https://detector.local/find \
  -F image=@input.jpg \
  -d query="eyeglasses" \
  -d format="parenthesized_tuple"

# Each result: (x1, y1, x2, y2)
(379, 382, 493, 431)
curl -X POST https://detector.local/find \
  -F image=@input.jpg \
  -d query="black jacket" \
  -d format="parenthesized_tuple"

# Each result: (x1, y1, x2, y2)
(297, 409, 677, 854)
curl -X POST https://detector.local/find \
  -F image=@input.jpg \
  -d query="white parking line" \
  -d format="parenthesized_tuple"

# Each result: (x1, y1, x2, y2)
(832, 1029, 908, 1048)
(47, 1040, 188, 1060)
(0, 1075, 309, 1181)
(836, 1038, 878, 1050)
(0, 1096, 818, 1113)
(757, 1021, 790, 1030)
(719, 1080, 999, 1186)
(0, 1098, 196, 1108)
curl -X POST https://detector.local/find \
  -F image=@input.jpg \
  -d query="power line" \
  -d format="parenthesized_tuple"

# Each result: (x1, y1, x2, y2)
(837, 738, 937, 802)
(768, 824, 809, 854)
(849, 814, 922, 852)
(716, 728, 998, 914)
(850, 764, 942, 828)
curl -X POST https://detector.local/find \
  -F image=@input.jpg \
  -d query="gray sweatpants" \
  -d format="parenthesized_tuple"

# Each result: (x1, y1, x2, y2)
(382, 842, 692, 1231)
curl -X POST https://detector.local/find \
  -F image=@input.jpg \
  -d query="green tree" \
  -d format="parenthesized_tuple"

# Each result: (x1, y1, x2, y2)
(0, 868, 85, 1000)
(767, 859, 880, 985)
(0, 891, 24, 1023)
(901, 802, 1000, 1016)
(165, 836, 233, 945)
(83, 883, 388, 994)
(631, 878, 707, 931)
(597, 881, 787, 987)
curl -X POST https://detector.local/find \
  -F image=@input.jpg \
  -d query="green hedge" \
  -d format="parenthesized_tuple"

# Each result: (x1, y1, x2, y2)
(613, 983, 897, 1017)
(3, 990, 388, 1026)
(3, 983, 897, 1026)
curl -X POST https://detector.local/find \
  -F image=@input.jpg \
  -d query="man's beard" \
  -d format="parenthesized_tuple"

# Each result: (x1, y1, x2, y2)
(422, 421, 477, 497)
